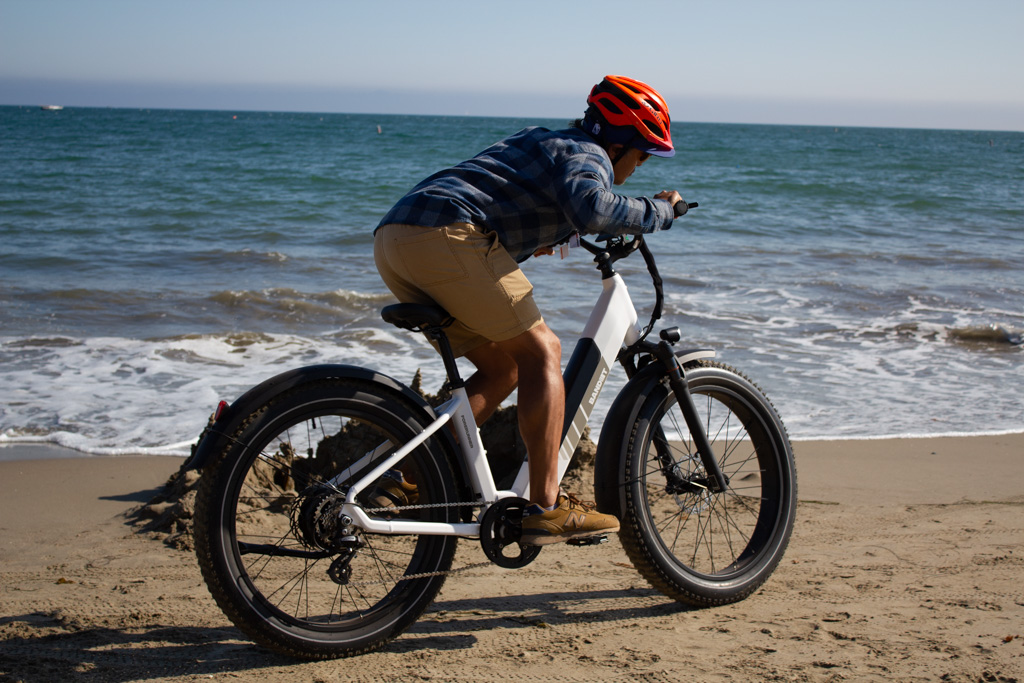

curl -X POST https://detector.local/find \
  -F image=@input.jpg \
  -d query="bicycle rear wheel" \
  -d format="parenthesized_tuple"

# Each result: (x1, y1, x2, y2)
(619, 361, 796, 606)
(193, 377, 459, 659)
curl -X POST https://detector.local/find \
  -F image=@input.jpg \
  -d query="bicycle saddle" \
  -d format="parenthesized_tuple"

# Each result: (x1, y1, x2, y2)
(381, 303, 454, 331)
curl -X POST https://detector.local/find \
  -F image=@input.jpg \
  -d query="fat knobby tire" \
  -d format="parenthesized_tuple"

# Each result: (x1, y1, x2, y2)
(617, 360, 797, 607)
(193, 377, 459, 659)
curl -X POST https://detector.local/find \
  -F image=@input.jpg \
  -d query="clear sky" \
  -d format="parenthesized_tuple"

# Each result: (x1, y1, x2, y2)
(2, 0, 1022, 131)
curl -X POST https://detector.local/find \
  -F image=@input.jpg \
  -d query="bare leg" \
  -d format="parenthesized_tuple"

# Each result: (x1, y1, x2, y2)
(463, 343, 518, 426)
(465, 324, 563, 508)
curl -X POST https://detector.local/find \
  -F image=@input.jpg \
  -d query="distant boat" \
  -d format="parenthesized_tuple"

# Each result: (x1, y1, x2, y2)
(40, 105, 64, 111)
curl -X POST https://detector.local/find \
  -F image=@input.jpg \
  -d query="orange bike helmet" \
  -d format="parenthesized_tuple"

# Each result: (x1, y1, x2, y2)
(586, 75, 674, 158)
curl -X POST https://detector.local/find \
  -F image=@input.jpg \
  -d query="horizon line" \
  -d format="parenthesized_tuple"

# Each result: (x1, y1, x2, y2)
(4, 102, 1022, 135)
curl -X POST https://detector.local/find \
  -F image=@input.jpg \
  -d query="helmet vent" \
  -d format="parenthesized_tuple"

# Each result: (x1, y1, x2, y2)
(599, 97, 624, 116)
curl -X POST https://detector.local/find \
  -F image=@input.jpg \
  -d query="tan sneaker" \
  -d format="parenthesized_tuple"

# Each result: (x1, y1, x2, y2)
(520, 492, 619, 546)
(367, 470, 419, 512)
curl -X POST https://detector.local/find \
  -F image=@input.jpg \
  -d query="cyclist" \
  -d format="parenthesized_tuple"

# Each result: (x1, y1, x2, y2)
(373, 75, 688, 545)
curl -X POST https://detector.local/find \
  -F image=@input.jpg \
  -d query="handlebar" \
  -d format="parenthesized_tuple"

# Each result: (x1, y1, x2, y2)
(577, 232, 641, 260)
(577, 201, 697, 260)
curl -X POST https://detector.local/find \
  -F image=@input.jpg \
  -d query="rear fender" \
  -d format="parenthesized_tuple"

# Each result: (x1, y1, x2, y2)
(184, 364, 451, 473)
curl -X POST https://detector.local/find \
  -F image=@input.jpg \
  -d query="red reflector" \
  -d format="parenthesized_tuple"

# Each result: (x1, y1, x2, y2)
(214, 400, 229, 421)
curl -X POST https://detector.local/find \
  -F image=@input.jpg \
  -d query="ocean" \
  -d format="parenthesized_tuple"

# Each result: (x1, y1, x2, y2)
(1, 105, 1021, 456)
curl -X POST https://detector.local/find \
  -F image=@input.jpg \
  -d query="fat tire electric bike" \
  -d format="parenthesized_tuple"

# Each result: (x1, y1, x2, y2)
(186, 214, 797, 659)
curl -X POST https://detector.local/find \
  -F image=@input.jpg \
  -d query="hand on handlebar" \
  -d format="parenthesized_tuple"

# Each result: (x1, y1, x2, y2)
(654, 190, 690, 218)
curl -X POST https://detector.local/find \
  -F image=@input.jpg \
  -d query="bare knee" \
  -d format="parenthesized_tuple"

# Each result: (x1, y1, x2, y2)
(468, 344, 516, 387)
(505, 324, 561, 372)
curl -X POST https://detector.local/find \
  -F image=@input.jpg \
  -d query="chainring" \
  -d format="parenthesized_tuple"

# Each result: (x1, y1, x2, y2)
(479, 497, 541, 569)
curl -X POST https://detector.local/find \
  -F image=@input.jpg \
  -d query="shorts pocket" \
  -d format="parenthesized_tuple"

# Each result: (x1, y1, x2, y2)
(483, 231, 520, 281)
(394, 229, 468, 286)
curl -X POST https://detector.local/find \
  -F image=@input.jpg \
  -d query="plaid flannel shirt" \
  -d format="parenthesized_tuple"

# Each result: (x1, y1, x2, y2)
(376, 127, 674, 263)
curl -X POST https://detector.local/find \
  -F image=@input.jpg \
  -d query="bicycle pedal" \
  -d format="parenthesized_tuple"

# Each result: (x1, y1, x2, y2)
(566, 535, 608, 547)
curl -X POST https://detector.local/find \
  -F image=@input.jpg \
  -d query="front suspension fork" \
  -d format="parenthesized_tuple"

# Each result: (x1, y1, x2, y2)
(652, 341, 729, 494)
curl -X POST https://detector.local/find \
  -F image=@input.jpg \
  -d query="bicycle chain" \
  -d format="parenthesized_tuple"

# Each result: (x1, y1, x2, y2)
(340, 499, 496, 587)
(359, 500, 483, 515)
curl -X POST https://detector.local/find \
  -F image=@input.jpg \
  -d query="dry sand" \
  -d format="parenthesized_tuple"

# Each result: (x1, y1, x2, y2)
(1, 434, 1022, 682)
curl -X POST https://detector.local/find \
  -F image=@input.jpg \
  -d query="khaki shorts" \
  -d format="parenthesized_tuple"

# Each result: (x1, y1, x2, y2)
(374, 223, 543, 357)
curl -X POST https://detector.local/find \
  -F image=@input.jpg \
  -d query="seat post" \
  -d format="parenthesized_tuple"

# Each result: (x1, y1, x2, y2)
(379, 303, 465, 390)
(425, 327, 465, 390)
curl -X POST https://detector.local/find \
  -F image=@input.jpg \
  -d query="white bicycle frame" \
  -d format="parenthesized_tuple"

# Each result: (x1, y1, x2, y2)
(338, 270, 680, 538)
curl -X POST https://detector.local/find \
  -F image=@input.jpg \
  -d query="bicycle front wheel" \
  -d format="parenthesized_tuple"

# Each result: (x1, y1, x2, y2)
(193, 377, 459, 659)
(619, 361, 797, 606)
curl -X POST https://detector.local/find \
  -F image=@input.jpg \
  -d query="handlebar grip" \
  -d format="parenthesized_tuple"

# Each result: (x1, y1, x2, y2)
(673, 201, 698, 218)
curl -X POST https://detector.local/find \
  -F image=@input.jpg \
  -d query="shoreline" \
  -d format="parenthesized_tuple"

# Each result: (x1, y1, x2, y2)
(0, 441, 196, 461)
(3, 427, 1023, 462)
